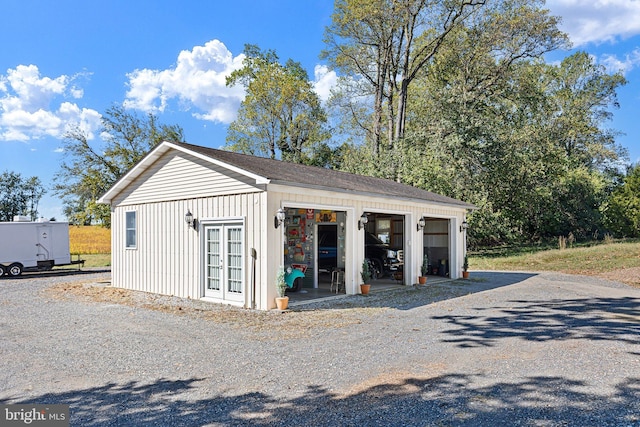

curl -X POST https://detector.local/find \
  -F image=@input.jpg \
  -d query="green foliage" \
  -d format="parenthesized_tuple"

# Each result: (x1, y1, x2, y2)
(547, 52, 627, 169)
(321, 0, 634, 247)
(361, 258, 372, 283)
(323, 0, 491, 161)
(535, 167, 608, 239)
(54, 105, 184, 227)
(276, 266, 287, 297)
(0, 171, 45, 221)
(603, 164, 640, 237)
(225, 44, 329, 163)
(398, 26, 623, 246)
(421, 255, 429, 276)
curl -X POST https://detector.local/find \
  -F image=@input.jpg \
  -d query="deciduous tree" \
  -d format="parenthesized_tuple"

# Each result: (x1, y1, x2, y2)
(603, 164, 640, 237)
(225, 45, 329, 163)
(0, 171, 45, 221)
(322, 0, 488, 161)
(54, 105, 184, 226)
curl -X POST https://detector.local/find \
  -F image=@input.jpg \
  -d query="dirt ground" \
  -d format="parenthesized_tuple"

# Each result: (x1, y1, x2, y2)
(6, 269, 639, 426)
(597, 266, 640, 288)
(43, 267, 640, 334)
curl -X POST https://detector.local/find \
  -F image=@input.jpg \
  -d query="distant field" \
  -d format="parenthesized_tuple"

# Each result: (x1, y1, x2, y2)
(69, 225, 111, 255)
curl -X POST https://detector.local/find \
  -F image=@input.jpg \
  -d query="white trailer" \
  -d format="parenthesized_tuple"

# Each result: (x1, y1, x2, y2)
(0, 217, 81, 277)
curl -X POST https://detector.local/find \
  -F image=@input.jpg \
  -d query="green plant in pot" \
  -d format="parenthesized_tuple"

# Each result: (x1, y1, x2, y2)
(275, 266, 289, 309)
(419, 255, 428, 285)
(360, 259, 372, 295)
(462, 255, 469, 279)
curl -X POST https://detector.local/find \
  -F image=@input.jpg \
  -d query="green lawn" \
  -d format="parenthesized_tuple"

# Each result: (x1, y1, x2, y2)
(74, 253, 111, 268)
(470, 239, 640, 276)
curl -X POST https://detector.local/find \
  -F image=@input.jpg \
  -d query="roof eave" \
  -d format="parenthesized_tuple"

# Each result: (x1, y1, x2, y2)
(269, 180, 476, 210)
(97, 141, 270, 205)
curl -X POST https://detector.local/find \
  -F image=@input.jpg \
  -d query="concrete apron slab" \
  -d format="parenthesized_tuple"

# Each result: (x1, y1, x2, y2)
(288, 275, 452, 307)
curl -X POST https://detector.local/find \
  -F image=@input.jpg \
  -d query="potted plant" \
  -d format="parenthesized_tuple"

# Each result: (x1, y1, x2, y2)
(419, 255, 429, 285)
(462, 255, 469, 279)
(275, 266, 289, 310)
(360, 259, 372, 295)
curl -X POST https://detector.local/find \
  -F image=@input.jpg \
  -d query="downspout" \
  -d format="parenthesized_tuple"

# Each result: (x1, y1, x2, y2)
(251, 247, 257, 309)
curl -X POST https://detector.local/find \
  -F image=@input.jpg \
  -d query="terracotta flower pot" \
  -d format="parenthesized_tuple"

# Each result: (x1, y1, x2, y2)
(275, 296, 289, 310)
(462, 271, 469, 279)
(360, 284, 371, 295)
(418, 276, 427, 285)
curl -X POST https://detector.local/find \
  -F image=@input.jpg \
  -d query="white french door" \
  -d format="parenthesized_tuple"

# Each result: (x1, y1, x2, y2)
(203, 222, 244, 303)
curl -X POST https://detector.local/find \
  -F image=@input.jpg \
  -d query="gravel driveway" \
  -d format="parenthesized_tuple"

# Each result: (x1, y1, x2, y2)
(1, 269, 639, 426)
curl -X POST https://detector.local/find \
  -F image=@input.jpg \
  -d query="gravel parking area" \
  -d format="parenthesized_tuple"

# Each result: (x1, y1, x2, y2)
(1, 269, 640, 426)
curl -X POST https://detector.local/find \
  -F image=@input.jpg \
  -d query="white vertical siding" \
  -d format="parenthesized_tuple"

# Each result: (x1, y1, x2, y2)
(111, 191, 266, 307)
(112, 151, 260, 206)
(110, 165, 468, 310)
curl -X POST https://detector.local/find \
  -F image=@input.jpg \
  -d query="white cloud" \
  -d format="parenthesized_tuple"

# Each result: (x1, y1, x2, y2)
(599, 48, 640, 74)
(0, 65, 101, 142)
(124, 39, 246, 124)
(69, 87, 84, 99)
(547, 0, 640, 47)
(313, 65, 338, 102)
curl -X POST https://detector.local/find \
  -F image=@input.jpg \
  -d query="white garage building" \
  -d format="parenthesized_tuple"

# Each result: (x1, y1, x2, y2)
(98, 141, 474, 310)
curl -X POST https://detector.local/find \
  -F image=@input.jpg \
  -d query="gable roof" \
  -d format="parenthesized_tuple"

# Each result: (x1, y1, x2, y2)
(99, 141, 475, 209)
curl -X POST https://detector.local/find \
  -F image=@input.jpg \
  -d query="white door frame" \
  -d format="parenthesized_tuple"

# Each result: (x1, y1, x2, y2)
(36, 225, 52, 261)
(201, 218, 245, 304)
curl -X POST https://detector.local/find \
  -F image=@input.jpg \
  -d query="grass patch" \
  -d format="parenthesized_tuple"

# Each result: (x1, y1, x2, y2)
(78, 253, 111, 268)
(471, 239, 640, 276)
(53, 254, 110, 269)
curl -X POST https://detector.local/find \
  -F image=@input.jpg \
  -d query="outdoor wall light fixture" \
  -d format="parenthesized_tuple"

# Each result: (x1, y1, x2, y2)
(460, 220, 468, 233)
(358, 212, 368, 230)
(417, 216, 426, 231)
(274, 208, 286, 229)
(185, 209, 196, 229)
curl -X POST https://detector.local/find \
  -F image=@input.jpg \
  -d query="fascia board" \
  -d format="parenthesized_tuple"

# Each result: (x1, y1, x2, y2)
(98, 141, 270, 204)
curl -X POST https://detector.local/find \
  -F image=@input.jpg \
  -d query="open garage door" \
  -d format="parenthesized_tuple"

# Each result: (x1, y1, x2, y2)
(281, 208, 347, 296)
(362, 213, 404, 283)
(423, 218, 450, 277)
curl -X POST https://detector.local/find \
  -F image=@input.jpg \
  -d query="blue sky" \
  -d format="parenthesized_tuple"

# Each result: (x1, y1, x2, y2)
(1, 0, 640, 220)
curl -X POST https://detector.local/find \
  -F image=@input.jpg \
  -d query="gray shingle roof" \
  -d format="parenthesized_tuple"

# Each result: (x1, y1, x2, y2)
(175, 142, 474, 209)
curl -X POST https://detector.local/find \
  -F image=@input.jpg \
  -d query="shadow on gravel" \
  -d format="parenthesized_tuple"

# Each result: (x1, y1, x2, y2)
(2, 374, 638, 426)
(433, 295, 640, 348)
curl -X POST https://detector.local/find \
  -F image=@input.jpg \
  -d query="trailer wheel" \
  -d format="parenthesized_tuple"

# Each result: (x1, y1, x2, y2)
(8, 263, 23, 277)
(0, 265, 5, 276)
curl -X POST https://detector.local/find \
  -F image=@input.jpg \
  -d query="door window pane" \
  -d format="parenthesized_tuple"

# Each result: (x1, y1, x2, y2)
(206, 228, 221, 291)
(227, 227, 242, 294)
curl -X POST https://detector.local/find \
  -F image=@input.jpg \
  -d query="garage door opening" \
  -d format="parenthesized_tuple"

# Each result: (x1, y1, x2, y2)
(362, 213, 404, 286)
(423, 218, 450, 277)
(281, 208, 347, 300)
